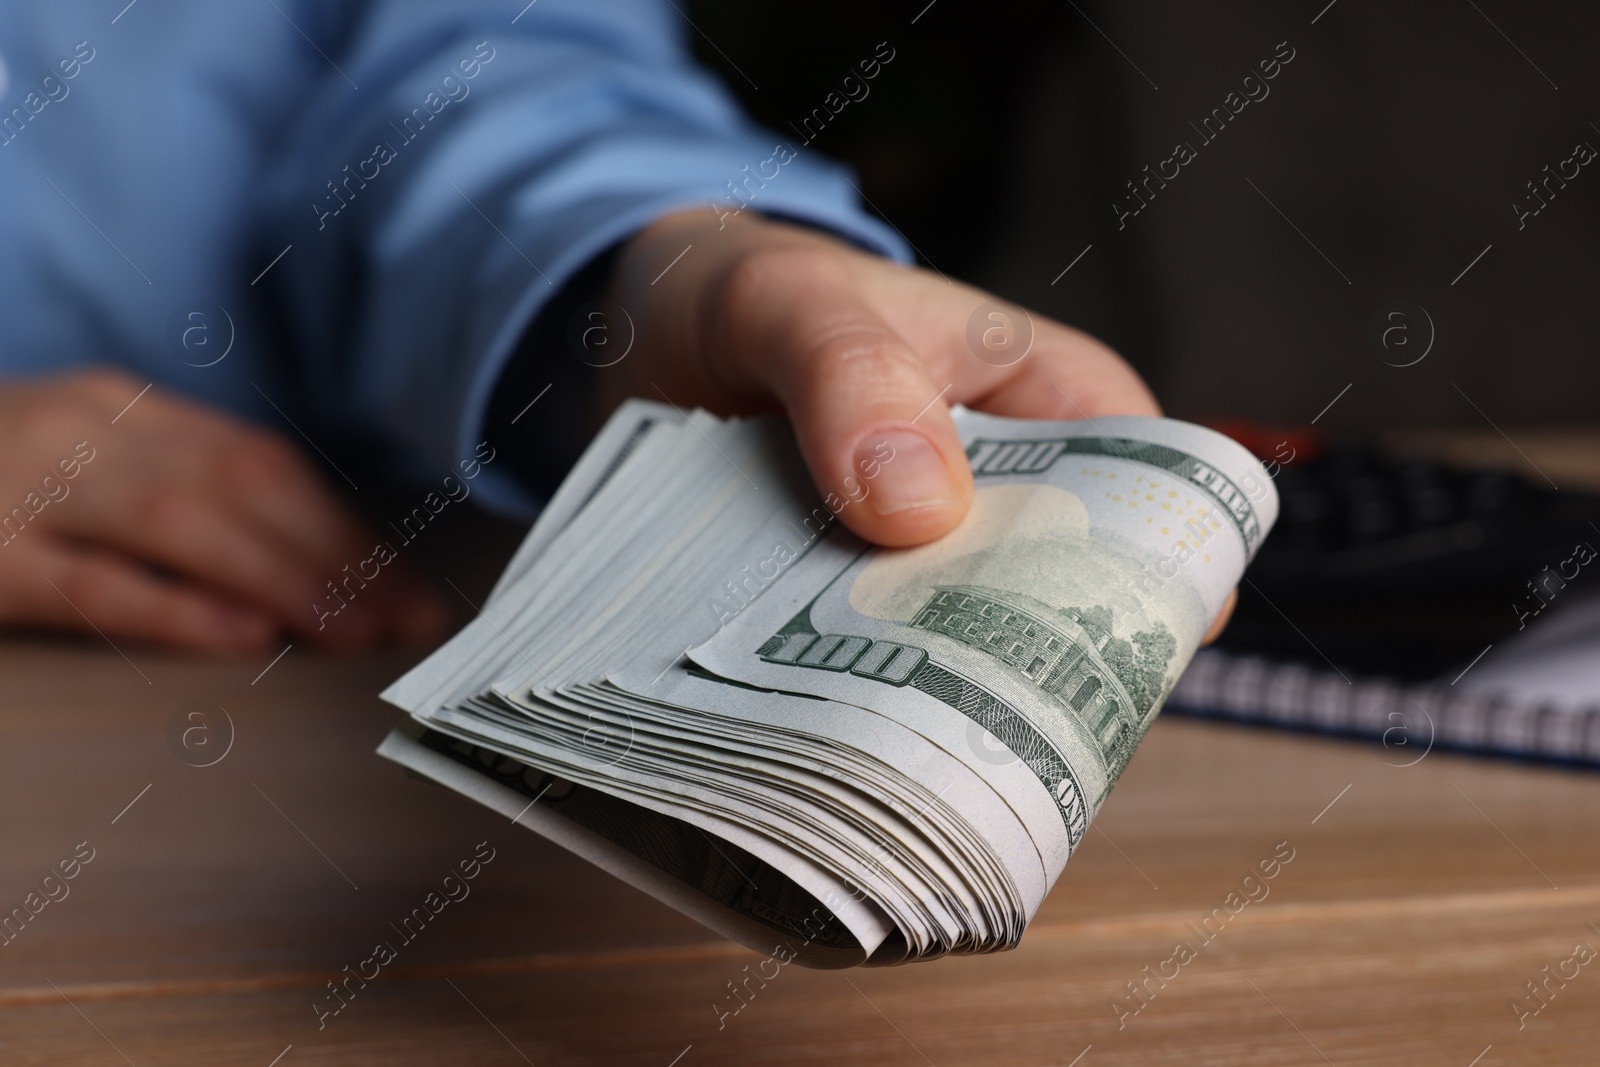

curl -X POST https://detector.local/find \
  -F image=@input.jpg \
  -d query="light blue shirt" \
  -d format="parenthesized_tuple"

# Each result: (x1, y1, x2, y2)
(0, 0, 905, 513)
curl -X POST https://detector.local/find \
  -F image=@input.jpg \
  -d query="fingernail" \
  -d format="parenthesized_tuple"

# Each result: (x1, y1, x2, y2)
(855, 428, 957, 516)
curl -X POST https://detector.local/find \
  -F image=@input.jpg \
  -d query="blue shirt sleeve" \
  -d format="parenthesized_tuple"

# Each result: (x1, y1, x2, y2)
(265, 0, 910, 516)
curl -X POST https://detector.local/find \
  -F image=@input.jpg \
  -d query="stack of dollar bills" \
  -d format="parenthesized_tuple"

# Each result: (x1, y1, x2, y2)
(380, 401, 1279, 967)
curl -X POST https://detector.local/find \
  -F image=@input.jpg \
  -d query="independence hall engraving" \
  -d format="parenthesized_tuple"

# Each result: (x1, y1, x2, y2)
(911, 585, 1144, 763)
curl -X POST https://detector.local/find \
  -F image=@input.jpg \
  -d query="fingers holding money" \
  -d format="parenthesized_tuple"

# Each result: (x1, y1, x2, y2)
(617, 209, 1162, 549)
(711, 241, 1240, 644)
(1203, 589, 1237, 646)
(709, 245, 975, 547)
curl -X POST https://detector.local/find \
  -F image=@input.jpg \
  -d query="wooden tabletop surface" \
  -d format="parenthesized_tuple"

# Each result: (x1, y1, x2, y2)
(4, 435, 1600, 1066)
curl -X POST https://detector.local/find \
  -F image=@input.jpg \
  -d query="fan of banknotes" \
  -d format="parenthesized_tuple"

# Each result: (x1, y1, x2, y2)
(380, 400, 1279, 967)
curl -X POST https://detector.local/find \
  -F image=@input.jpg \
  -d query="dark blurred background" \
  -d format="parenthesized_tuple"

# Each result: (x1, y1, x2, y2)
(688, 0, 1599, 431)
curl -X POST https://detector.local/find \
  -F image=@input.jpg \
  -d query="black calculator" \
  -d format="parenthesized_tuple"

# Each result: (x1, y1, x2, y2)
(1214, 426, 1600, 680)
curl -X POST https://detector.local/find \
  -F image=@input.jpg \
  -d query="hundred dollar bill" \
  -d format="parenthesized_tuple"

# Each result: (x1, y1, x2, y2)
(689, 411, 1276, 895)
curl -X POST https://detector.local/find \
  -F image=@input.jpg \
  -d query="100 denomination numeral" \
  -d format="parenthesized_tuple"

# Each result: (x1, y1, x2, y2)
(759, 632, 928, 686)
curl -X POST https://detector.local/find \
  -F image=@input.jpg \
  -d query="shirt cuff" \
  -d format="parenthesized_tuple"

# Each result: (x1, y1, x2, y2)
(461, 164, 913, 518)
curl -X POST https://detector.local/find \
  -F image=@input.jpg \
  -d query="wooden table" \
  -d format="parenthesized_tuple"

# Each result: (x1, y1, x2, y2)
(5, 468, 1600, 1067)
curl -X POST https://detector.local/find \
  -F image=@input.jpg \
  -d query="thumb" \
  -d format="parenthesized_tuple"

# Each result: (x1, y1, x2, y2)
(715, 250, 972, 547)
